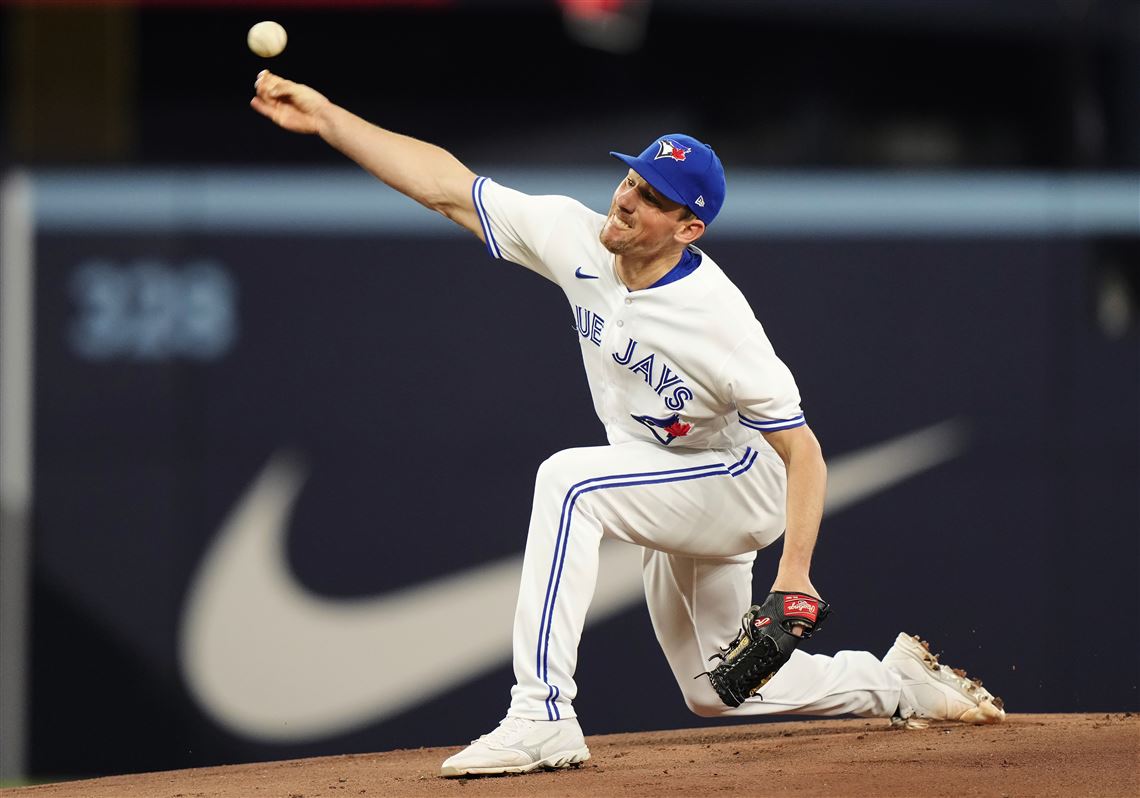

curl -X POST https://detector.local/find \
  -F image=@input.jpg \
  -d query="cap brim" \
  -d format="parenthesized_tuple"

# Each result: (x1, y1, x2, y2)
(609, 152, 688, 208)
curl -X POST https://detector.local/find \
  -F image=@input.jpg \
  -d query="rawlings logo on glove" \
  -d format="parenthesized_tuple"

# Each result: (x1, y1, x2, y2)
(783, 596, 819, 619)
(702, 591, 831, 708)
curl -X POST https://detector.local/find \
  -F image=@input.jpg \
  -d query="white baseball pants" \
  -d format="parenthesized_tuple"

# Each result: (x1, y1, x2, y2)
(507, 440, 902, 722)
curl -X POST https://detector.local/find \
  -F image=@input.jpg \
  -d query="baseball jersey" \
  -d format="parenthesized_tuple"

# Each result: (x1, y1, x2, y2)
(471, 177, 806, 451)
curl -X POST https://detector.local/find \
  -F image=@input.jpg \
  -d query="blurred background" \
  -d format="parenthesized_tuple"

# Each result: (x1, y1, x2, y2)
(2, 0, 1137, 784)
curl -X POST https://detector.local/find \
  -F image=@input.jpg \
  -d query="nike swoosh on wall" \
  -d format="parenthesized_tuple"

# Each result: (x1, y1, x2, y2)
(179, 419, 969, 742)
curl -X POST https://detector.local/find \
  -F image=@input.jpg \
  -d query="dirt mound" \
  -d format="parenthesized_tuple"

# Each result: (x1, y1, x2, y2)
(6, 713, 1137, 798)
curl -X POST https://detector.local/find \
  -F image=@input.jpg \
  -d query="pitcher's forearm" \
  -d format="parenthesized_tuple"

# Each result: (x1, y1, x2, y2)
(761, 426, 827, 596)
(317, 103, 477, 215)
(776, 453, 826, 582)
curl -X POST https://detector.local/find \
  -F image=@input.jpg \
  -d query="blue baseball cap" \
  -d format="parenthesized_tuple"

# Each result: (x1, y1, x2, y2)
(610, 133, 726, 225)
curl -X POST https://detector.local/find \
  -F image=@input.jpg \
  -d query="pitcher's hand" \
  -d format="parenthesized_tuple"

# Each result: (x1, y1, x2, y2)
(251, 70, 330, 135)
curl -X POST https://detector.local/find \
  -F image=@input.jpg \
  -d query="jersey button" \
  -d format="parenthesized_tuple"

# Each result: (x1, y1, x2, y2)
(624, 298, 633, 305)
(617, 320, 624, 327)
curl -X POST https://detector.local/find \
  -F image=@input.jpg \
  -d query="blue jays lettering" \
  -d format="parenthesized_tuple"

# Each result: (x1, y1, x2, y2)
(575, 304, 692, 418)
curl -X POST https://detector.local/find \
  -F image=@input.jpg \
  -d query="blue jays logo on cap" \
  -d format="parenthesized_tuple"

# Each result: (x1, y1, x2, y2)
(654, 140, 692, 162)
(610, 133, 727, 225)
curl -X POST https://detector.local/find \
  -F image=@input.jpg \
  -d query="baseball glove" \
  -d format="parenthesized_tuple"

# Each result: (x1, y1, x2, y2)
(703, 591, 831, 707)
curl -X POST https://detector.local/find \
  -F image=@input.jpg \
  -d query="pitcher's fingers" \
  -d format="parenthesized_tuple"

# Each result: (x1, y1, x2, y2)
(250, 95, 277, 119)
(254, 71, 290, 101)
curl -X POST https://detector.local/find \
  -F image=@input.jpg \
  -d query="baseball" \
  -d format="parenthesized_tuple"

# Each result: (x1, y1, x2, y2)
(247, 21, 287, 58)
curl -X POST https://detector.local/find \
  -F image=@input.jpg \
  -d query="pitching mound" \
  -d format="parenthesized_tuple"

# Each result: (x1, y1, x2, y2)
(6, 713, 1137, 798)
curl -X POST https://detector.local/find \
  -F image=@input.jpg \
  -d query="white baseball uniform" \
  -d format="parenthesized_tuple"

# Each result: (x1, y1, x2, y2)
(471, 177, 902, 723)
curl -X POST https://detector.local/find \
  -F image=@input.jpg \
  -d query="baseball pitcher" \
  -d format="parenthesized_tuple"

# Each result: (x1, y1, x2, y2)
(250, 70, 1005, 778)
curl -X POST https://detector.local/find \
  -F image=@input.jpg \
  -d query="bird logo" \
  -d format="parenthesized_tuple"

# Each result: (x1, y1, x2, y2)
(631, 412, 693, 445)
(654, 140, 691, 162)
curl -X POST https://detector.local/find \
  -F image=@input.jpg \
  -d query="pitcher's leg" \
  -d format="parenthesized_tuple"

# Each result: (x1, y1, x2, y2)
(508, 442, 764, 721)
(641, 549, 756, 715)
(643, 549, 902, 718)
(509, 451, 605, 721)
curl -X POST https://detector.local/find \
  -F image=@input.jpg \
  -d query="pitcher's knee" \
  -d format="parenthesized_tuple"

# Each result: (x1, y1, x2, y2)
(681, 682, 730, 718)
(685, 694, 728, 718)
(534, 447, 598, 497)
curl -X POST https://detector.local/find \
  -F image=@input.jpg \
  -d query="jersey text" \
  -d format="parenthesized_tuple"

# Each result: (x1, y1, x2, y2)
(575, 305, 605, 347)
(613, 337, 691, 411)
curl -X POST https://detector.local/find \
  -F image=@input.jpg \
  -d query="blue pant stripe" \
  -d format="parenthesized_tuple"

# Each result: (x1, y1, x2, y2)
(537, 451, 761, 718)
(535, 461, 724, 718)
(729, 448, 759, 476)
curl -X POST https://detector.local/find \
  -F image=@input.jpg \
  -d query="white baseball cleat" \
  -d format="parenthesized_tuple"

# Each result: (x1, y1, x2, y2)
(883, 633, 1006, 727)
(439, 715, 591, 777)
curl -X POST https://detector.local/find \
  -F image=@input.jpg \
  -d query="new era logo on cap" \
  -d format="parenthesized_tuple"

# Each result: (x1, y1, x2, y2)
(610, 133, 727, 225)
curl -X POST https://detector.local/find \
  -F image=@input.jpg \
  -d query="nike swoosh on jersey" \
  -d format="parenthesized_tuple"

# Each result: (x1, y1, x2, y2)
(179, 419, 969, 742)
(574, 267, 599, 279)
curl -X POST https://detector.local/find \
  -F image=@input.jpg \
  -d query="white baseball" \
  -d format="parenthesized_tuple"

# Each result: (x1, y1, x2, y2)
(247, 21, 287, 58)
